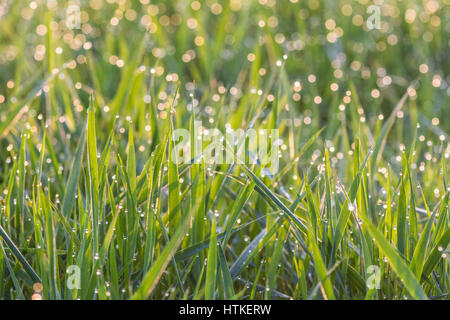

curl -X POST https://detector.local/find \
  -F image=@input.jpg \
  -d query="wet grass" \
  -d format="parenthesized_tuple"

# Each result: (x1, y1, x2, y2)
(0, 0, 448, 300)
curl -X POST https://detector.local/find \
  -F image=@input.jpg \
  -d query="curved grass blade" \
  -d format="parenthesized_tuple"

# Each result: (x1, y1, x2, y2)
(0, 225, 41, 284)
(340, 189, 427, 300)
(62, 121, 87, 217)
(131, 207, 192, 300)
(370, 84, 414, 174)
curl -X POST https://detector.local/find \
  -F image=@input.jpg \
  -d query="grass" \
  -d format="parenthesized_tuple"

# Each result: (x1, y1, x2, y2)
(0, 0, 448, 300)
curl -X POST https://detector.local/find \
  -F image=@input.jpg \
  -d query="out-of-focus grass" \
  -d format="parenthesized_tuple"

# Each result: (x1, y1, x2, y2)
(0, 0, 448, 300)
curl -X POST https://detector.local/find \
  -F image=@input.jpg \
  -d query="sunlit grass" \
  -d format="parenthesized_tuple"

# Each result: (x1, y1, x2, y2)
(0, 0, 448, 300)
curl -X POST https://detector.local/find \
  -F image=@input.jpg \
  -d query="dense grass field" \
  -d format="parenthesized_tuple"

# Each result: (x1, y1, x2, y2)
(0, 0, 448, 300)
